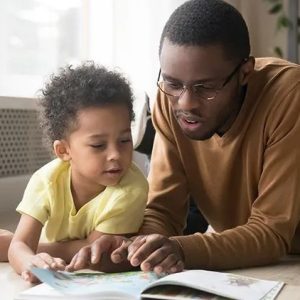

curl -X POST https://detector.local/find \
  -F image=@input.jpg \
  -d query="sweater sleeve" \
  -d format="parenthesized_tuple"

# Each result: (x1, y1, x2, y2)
(141, 82, 300, 270)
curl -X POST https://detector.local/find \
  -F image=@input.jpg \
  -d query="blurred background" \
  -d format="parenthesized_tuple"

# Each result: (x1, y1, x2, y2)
(0, 0, 298, 99)
(0, 0, 299, 228)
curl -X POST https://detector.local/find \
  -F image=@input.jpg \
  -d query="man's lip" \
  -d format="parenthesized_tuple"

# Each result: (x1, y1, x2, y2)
(178, 115, 204, 123)
(176, 112, 203, 122)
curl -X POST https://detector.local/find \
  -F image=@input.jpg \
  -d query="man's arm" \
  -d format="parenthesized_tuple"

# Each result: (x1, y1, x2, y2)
(139, 87, 300, 270)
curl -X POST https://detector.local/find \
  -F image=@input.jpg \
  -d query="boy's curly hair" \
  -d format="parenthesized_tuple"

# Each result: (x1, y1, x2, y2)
(39, 62, 134, 146)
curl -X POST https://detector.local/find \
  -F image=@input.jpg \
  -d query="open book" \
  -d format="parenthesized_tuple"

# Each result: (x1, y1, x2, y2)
(15, 267, 284, 300)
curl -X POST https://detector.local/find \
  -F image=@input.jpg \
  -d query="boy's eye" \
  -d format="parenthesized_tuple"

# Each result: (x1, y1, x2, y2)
(90, 144, 105, 148)
(120, 138, 132, 143)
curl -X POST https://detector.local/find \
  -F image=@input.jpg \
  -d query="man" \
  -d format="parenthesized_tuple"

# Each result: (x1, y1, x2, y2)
(68, 0, 300, 273)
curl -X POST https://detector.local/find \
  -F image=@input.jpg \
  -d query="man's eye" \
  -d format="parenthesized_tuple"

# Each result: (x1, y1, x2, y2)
(166, 82, 182, 90)
(194, 84, 215, 91)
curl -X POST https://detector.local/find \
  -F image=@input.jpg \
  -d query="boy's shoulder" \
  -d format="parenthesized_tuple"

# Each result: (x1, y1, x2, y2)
(32, 158, 70, 182)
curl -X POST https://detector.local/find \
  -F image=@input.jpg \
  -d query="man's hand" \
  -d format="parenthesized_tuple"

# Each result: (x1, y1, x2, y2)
(124, 234, 184, 274)
(22, 252, 66, 283)
(66, 235, 131, 271)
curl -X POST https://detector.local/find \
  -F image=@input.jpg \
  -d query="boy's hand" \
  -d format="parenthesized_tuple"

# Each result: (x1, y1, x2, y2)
(66, 235, 130, 271)
(22, 253, 66, 283)
(126, 234, 184, 274)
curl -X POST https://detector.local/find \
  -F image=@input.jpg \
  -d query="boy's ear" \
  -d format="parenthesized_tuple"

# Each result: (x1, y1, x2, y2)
(239, 56, 255, 86)
(53, 140, 71, 161)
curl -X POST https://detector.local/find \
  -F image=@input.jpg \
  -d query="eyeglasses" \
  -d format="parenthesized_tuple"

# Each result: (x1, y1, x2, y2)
(157, 58, 248, 101)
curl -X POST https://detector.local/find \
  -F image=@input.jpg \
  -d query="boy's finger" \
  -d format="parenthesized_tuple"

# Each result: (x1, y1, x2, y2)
(51, 258, 66, 270)
(65, 254, 79, 271)
(31, 255, 51, 269)
(22, 271, 40, 283)
(21, 270, 31, 281)
(73, 247, 92, 268)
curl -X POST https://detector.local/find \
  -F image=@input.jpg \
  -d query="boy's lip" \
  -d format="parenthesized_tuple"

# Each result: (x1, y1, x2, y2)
(104, 168, 122, 173)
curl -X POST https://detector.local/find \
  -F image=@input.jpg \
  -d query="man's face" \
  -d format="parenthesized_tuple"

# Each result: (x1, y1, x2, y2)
(159, 39, 249, 140)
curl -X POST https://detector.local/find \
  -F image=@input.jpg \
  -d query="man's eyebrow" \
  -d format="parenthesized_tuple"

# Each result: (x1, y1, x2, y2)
(162, 73, 181, 82)
(162, 73, 217, 84)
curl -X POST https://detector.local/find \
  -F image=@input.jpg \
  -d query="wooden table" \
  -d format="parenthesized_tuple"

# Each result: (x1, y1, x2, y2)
(229, 255, 300, 299)
(1, 255, 300, 299)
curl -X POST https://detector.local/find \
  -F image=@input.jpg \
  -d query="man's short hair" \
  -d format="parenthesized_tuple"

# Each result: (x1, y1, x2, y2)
(159, 0, 250, 61)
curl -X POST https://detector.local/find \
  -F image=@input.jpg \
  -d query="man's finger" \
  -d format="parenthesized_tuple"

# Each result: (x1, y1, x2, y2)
(129, 235, 164, 267)
(111, 238, 132, 263)
(127, 236, 146, 260)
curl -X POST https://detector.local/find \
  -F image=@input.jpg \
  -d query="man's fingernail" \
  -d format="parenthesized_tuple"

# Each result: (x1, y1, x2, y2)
(131, 258, 139, 266)
(143, 262, 151, 270)
(113, 254, 121, 262)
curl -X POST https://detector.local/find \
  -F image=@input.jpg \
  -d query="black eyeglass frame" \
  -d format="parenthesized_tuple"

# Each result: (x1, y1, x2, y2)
(156, 58, 248, 101)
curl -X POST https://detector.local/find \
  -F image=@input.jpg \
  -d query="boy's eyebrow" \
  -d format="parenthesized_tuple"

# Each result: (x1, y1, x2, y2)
(88, 128, 131, 139)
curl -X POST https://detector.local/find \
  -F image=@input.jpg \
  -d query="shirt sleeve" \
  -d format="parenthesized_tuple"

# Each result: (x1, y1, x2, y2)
(16, 172, 50, 225)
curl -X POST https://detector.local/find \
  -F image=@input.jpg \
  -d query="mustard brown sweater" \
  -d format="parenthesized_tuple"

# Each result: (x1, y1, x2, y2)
(140, 58, 300, 269)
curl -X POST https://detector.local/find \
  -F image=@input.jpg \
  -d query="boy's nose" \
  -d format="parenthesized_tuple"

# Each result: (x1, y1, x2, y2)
(107, 146, 121, 161)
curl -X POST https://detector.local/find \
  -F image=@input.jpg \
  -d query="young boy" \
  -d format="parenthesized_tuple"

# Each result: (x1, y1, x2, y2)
(7, 62, 148, 282)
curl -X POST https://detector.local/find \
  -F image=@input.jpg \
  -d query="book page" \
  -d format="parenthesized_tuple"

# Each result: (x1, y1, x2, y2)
(15, 282, 143, 300)
(142, 270, 284, 300)
(29, 268, 160, 298)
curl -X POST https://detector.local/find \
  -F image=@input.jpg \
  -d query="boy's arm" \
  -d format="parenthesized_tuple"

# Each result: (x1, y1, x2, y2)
(66, 234, 135, 272)
(37, 230, 105, 263)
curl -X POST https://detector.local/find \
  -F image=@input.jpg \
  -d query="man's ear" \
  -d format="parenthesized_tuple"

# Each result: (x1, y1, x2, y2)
(239, 56, 255, 86)
(53, 140, 71, 161)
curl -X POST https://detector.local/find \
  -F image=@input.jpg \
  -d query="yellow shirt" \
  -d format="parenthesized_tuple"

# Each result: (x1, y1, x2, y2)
(17, 158, 148, 242)
(141, 57, 300, 269)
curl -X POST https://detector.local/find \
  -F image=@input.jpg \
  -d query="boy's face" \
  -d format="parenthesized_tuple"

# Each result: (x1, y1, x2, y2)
(65, 104, 133, 195)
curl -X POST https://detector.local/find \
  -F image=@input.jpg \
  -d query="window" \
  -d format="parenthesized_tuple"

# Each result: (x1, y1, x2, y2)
(0, 0, 184, 98)
(0, 0, 84, 97)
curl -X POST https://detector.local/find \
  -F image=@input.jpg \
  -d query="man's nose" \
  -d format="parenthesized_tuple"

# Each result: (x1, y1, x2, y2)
(177, 88, 199, 110)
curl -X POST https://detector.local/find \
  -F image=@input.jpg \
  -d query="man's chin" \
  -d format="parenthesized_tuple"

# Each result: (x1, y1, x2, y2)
(182, 128, 215, 141)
